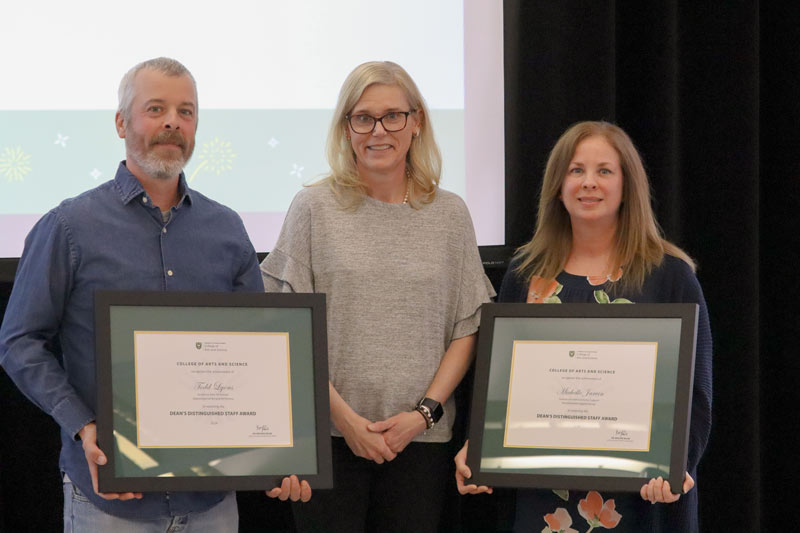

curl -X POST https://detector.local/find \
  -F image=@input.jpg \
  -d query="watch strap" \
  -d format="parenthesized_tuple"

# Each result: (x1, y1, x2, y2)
(416, 397, 443, 428)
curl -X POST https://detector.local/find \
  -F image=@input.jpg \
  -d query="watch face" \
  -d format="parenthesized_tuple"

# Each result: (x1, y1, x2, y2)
(420, 398, 443, 423)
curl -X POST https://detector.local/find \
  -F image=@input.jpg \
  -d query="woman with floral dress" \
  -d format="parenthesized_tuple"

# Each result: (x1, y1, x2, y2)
(456, 121, 712, 532)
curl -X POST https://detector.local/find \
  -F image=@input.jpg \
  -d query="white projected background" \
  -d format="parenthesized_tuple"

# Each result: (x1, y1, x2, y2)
(0, 1, 504, 257)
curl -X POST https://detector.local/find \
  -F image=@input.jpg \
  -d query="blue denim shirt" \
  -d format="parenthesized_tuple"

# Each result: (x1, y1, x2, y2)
(0, 162, 264, 519)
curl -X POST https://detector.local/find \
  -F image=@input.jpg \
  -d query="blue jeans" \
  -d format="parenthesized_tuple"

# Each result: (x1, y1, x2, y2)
(62, 480, 238, 533)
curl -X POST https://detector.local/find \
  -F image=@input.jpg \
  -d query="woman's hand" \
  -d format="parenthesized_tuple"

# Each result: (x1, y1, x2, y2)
(329, 382, 396, 463)
(454, 440, 492, 495)
(338, 410, 397, 464)
(367, 411, 428, 454)
(639, 473, 694, 504)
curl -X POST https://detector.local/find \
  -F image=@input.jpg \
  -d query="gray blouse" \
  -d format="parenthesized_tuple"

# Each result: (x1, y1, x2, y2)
(261, 184, 495, 442)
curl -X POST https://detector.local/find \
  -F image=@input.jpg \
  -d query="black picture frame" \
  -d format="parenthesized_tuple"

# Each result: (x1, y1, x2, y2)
(466, 303, 697, 493)
(94, 290, 331, 492)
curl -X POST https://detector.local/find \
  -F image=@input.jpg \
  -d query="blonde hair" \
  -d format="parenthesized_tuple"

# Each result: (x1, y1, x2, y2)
(319, 61, 441, 209)
(516, 121, 695, 292)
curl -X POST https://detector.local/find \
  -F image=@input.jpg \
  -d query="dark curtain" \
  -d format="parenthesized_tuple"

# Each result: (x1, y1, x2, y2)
(1, 2, 795, 532)
(502, 1, 795, 532)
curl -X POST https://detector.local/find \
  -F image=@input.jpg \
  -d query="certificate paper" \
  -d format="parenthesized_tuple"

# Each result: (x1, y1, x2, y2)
(505, 341, 657, 451)
(134, 331, 292, 448)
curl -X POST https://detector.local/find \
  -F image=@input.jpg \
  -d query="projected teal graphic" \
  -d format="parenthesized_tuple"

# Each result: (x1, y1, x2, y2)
(189, 137, 238, 182)
(0, 109, 464, 216)
(0, 146, 32, 182)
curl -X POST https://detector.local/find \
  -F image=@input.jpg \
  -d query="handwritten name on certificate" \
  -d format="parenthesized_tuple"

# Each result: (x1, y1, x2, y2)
(504, 341, 657, 451)
(133, 331, 293, 448)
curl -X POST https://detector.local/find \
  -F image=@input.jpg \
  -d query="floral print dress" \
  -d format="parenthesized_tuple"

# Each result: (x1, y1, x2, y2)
(497, 256, 713, 533)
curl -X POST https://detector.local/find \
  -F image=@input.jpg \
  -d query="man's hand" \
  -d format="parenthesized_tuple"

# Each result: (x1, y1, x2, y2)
(266, 475, 312, 502)
(367, 411, 427, 454)
(78, 422, 142, 501)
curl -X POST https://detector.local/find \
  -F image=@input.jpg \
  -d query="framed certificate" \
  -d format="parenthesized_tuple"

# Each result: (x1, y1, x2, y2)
(94, 291, 332, 492)
(466, 303, 698, 492)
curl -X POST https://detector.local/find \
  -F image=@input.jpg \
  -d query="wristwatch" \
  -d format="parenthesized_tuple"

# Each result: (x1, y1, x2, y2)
(415, 397, 444, 430)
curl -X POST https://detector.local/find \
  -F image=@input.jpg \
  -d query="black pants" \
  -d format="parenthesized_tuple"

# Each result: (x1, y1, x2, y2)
(293, 437, 453, 533)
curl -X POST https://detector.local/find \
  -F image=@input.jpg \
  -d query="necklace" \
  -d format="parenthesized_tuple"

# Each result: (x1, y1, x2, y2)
(402, 178, 410, 204)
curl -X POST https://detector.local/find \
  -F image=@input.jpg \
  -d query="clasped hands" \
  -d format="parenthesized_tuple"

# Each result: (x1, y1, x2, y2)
(78, 422, 311, 503)
(340, 410, 428, 464)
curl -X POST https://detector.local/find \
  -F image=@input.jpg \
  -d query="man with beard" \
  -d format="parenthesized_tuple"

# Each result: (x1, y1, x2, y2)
(0, 57, 309, 532)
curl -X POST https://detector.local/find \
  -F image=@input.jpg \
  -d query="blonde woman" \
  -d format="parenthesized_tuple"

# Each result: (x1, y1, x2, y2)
(262, 61, 494, 532)
(456, 121, 712, 532)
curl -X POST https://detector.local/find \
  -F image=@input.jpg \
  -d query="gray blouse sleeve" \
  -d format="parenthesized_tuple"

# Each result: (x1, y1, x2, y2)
(260, 189, 314, 293)
(451, 200, 496, 340)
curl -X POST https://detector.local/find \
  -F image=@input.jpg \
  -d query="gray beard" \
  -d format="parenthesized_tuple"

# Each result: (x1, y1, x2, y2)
(127, 141, 193, 180)
(138, 155, 186, 180)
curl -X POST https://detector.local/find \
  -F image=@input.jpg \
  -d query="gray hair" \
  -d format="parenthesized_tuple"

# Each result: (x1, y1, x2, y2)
(117, 57, 197, 120)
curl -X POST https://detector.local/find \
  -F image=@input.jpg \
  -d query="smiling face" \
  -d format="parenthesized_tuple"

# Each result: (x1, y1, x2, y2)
(115, 68, 197, 181)
(348, 83, 420, 179)
(560, 135, 623, 227)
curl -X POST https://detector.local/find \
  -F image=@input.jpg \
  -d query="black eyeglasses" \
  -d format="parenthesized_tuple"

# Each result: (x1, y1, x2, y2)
(345, 110, 416, 134)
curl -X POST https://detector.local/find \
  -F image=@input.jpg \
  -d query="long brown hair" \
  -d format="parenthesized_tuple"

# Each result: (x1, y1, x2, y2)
(515, 121, 694, 292)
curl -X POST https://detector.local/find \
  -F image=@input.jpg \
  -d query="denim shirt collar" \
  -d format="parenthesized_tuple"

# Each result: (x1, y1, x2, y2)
(113, 161, 193, 208)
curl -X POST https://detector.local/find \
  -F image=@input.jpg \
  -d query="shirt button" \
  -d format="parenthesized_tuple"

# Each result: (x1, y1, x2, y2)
(162, 227, 167, 234)
(142, 196, 148, 204)
(167, 270, 174, 276)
